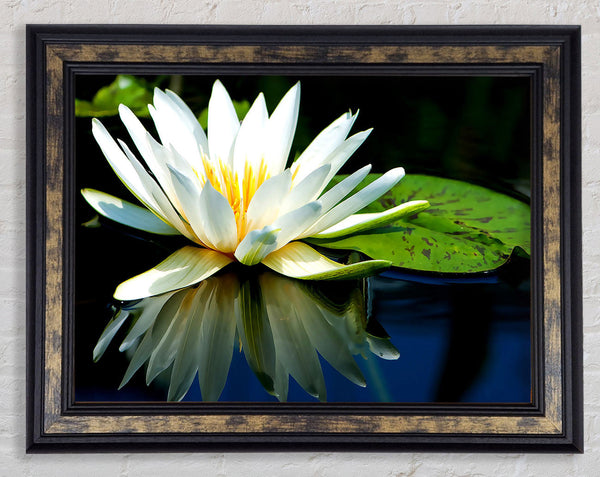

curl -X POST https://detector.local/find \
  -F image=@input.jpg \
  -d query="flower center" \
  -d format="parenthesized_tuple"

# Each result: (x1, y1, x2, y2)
(199, 154, 270, 241)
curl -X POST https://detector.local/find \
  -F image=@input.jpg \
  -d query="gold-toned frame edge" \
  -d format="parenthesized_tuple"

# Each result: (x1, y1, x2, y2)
(40, 42, 562, 437)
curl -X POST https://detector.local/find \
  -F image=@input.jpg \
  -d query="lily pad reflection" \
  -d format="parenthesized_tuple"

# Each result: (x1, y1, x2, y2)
(93, 270, 399, 401)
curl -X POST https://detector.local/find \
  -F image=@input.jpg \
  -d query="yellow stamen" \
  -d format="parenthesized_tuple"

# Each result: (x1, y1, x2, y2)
(197, 153, 271, 245)
(291, 162, 301, 183)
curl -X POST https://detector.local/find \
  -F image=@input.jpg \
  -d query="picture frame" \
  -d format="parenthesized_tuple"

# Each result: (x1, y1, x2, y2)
(26, 25, 582, 452)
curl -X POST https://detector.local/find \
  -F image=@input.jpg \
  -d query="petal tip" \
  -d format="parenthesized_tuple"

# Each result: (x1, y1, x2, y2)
(117, 103, 131, 115)
(113, 286, 130, 302)
(212, 79, 227, 93)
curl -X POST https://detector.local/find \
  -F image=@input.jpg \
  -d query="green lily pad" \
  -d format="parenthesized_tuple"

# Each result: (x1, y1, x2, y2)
(75, 75, 153, 117)
(310, 174, 530, 274)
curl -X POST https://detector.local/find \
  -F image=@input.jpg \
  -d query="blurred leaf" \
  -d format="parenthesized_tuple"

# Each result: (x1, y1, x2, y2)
(81, 214, 101, 228)
(311, 174, 530, 273)
(416, 100, 448, 151)
(197, 99, 250, 129)
(75, 75, 153, 117)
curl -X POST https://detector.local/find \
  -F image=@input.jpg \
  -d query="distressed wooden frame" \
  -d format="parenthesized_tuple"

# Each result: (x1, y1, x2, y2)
(26, 25, 582, 452)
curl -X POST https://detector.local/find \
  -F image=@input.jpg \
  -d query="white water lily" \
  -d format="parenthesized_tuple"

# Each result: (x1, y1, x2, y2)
(83, 80, 428, 300)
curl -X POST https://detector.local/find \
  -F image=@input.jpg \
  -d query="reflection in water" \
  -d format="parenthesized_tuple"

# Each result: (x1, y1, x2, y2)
(93, 270, 399, 402)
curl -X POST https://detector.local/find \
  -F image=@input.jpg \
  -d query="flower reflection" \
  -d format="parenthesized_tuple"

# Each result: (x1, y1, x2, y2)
(94, 270, 399, 402)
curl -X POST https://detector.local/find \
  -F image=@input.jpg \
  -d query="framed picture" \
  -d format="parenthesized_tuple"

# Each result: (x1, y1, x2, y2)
(26, 25, 582, 452)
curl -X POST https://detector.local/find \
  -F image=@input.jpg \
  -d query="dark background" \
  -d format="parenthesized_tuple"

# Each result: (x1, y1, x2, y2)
(74, 74, 531, 403)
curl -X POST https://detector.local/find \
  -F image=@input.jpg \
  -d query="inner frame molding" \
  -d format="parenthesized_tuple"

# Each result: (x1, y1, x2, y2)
(26, 25, 581, 452)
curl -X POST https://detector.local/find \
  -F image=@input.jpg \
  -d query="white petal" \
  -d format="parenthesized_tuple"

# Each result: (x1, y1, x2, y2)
(284, 285, 366, 387)
(151, 88, 206, 163)
(92, 119, 152, 204)
(166, 143, 202, 180)
(302, 167, 405, 237)
(208, 80, 240, 166)
(133, 130, 183, 209)
(315, 164, 372, 213)
(119, 331, 155, 389)
(92, 309, 130, 362)
(320, 129, 373, 185)
(148, 94, 203, 166)
(262, 281, 326, 400)
(160, 144, 208, 215)
(165, 88, 209, 154)
(167, 278, 218, 401)
(234, 225, 280, 266)
(114, 246, 233, 301)
(292, 111, 358, 182)
(146, 292, 195, 384)
(279, 164, 330, 216)
(273, 359, 289, 401)
(233, 93, 268, 176)
(245, 169, 292, 232)
(92, 119, 173, 225)
(166, 164, 213, 248)
(235, 201, 322, 265)
(235, 280, 279, 396)
(271, 201, 323, 250)
(81, 188, 180, 235)
(117, 139, 194, 240)
(367, 335, 401, 360)
(263, 82, 300, 174)
(119, 292, 187, 389)
(310, 200, 430, 238)
(262, 242, 391, 280)
(167, 292, 204, 401)
(118, 104, 155, 160)
(198, 181, 238, 253)
(196, 276, 238, 401)
(119, 291, 179, 352)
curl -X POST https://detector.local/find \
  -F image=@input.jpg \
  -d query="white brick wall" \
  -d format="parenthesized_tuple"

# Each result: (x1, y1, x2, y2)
(2, 0, 596, 475)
